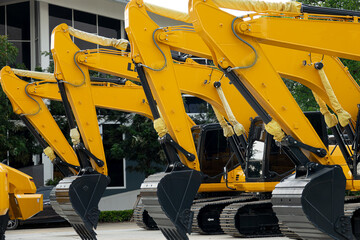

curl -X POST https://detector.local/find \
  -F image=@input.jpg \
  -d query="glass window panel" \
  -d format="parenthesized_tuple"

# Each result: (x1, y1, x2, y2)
(0, 6, 5, 35)
(102, 124, 125, 187)
(98, 16, 120, 39)
(74, 10, 96, 33)
(49, 4, 72, 34)
(184, 97, 207, 113)
(11, 41, 31, 70)
(7, 2, 30, 40)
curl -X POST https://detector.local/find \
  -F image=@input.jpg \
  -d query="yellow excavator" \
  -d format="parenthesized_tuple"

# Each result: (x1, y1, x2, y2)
(2, 20, 283, 238)
(187, 0, 360, 239)
(0, 163, 43, 240)
(3, 1, 360, 238)
(1, 24, 254, 239)
(126, 0, 360, 239)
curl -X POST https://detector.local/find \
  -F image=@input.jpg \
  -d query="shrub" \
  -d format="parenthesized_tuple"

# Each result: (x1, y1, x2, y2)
(98, 210, 134, 222)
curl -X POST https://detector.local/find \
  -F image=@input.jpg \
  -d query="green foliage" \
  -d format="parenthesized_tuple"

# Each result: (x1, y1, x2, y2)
(0, 36, 18, 68)
(107, 114, 165, 178)
(298, 0, 359, 10)
(341, 58, 360, 84)
(283, 79, 318, 111)
(0, 36, 42, 166)
(45, 177, 62, 186)
(98, 210, 134, 222)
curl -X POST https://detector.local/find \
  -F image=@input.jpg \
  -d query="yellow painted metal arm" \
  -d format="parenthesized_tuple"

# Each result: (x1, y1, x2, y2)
(126, 2, 201, 169)
(232, 11, 360, 61)
(152, 25, 360, 128)
(0, 67, 79, 169)
(262, 45, 360, 124)
(51, 24, 107, 174)
(147, 6, 360, 130)
(189, 0, 349, 171)
(76, 50, 139, 82)
(173, 63, 255, 132)
(78, 50, 255, 131)
(28, 82, 153, 119)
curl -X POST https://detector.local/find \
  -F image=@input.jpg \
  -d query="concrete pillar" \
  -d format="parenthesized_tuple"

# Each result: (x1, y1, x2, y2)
(42, 153, 53, 185)
(39, 1, 49, 71)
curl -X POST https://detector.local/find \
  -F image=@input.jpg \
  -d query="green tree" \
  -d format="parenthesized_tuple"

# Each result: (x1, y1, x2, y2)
(0, 36, 42, 167)
(0, 36, 17, 67)
(298, 0, 359, 11)
(108, 114, 165, 178)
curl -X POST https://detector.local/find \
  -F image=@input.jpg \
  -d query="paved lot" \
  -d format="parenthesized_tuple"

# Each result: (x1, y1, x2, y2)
(6, 222, 289, 240)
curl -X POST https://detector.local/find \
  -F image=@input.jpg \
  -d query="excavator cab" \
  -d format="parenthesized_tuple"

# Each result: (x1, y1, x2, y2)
(192, 123, 245, 183)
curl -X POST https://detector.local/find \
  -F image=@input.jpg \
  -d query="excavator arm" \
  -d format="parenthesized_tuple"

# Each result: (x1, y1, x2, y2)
(0, 67, 80, 175)
(1, 23, 252, 239)
(0, 67, 154, 240)
(188, 0, 360, 239)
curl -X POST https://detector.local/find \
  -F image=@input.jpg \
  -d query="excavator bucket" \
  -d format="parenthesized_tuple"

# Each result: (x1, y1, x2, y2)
(272, 163, 354, 239)
(140, 169, 202, 240)
(50, 173, 109, 240)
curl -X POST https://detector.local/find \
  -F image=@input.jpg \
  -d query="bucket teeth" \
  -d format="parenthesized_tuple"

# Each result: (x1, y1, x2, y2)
(140, 170, 202, 240)
(50, 174, 109, 240)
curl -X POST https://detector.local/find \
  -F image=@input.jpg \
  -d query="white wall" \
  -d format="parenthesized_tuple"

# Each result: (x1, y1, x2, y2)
(39, 1, 50, 71)
(42, 153, 53, 185)
(98, 189, 140, 211)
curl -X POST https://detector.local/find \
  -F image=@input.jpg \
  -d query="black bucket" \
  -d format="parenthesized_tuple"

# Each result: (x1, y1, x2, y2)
(272, 164, 353, 240)
(51, 173, 109, 240)
(141, 169, 202, 240)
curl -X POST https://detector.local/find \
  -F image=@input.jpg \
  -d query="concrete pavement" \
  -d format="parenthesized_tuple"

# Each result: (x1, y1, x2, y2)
(6, 222, 289, 240)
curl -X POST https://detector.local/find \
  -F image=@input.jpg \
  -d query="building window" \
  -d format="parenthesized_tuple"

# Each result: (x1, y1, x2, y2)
(74, 10, 97, 49)
(11, 42, 30, 69)
(7, 2, 30, 40)
(0, 6, 5, 35)
(1, 2, 31, 69)
(49, 5, 72, 35)
(98, 16, 121, 39)
(48, 4, 123, 51)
